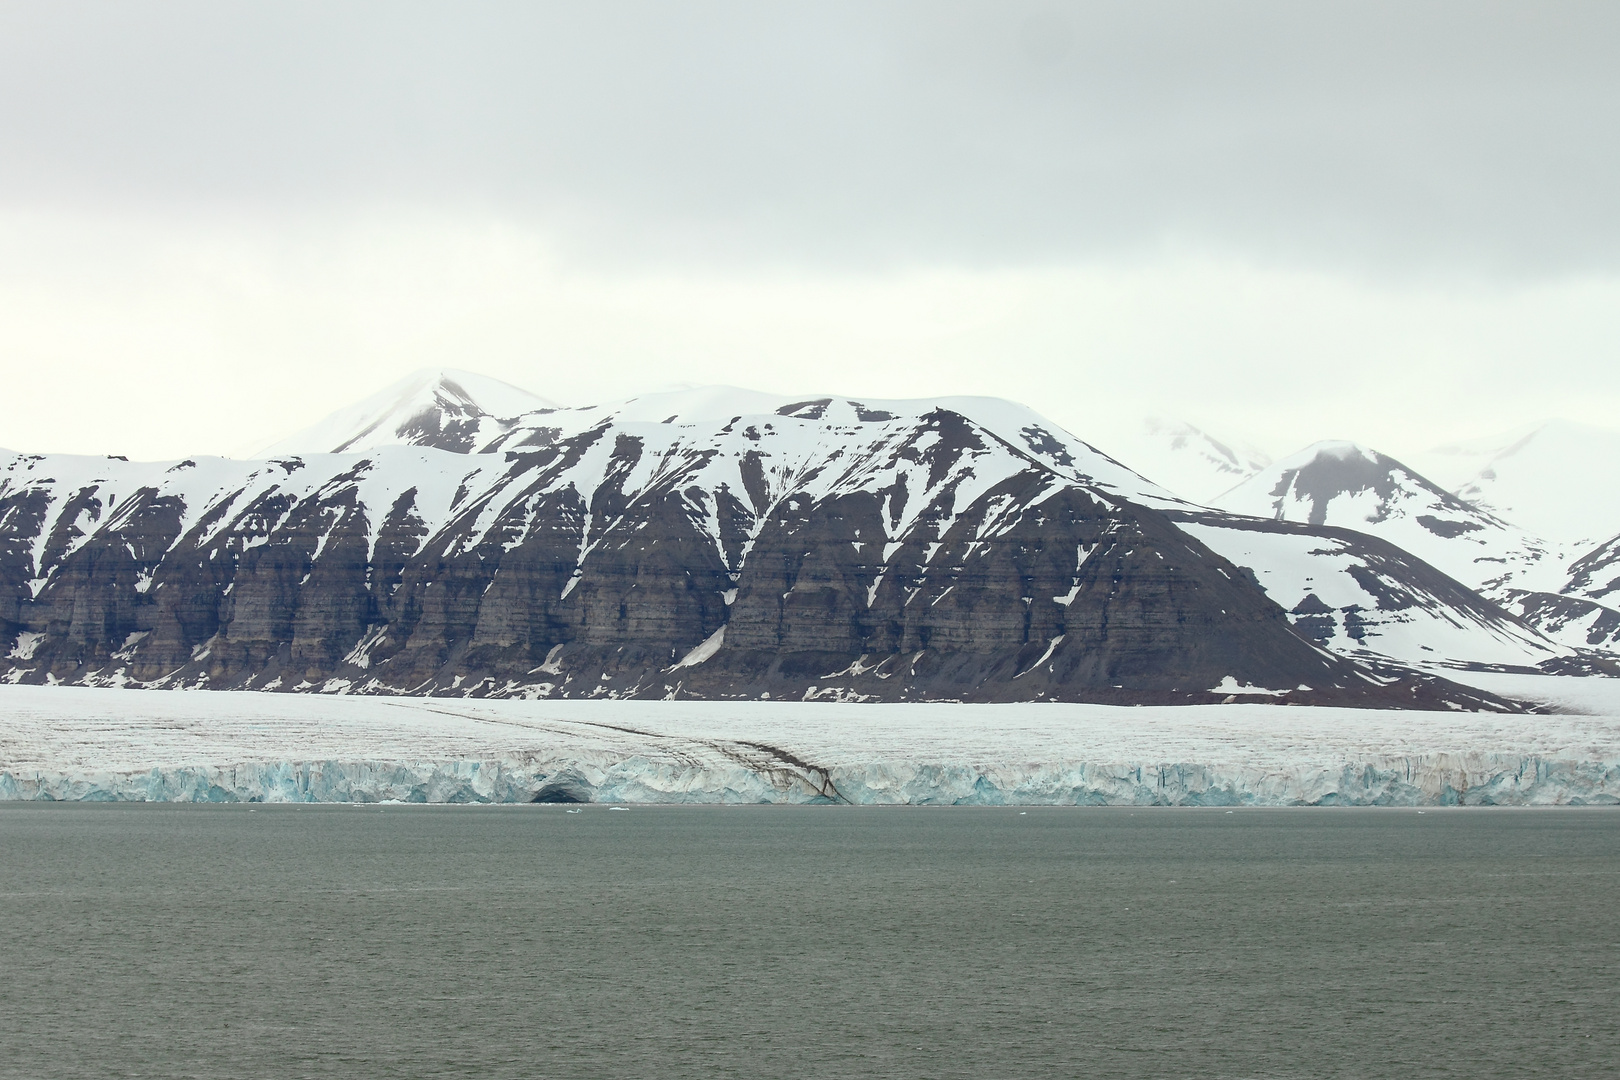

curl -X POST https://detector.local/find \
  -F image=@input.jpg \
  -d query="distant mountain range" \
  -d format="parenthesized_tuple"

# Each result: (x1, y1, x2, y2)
(1102, 418, 1272, 506)
(1208, 439, 1619, 659)
(1409, 420, 1620, 547)
(0, 368, 1614, 708)
(1142, 416, 1620, 548)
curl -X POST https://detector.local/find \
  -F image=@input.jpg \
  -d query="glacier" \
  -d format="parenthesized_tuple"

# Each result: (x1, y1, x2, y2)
(2, 682, 1618, 806)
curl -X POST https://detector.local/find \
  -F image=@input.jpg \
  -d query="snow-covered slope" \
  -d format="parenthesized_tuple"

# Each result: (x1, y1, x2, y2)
(1410, 420, 1620, 546)
(17, 385, 1452, 705)
(446, 384, 1179, 505)
(1213, 441, 1567, 597)
(1563, 533, 1620, 604)
(0, 375, 1588, 700)
(256, 368, 561, 457)
(1099, 417, 1271, 505)
(2, 686, 1615, 804)
(1505, 532, 1620, 652)
(1202, 441, 1620, 663)
(1174, 513, 1566, 672)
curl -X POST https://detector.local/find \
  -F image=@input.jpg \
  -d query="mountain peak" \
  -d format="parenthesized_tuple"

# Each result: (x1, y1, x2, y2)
(1212, 438, 1564, 599)
(254, 368, 560, 457)
(1222, 440, 1421, 526)
(1072, 416, 1269, 505)
(1300, 439, 1377, 463)
(1408, 419, 1620, 545)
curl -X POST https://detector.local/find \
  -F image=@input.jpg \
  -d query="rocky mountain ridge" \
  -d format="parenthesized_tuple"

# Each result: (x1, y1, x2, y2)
(1214, 441, 1568, 595)
(0, 377, 1524, 709)
(1213, 439, 1620, 660)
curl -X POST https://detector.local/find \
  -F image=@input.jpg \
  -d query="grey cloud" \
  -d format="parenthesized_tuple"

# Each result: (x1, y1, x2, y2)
(2, 0, 1617, 274)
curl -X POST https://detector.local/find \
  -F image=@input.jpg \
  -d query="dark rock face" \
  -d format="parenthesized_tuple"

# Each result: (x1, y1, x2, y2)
(1254, 445, 1482, 528)
(0, 399, 1517, 709)
(688, 479, 1361, 704)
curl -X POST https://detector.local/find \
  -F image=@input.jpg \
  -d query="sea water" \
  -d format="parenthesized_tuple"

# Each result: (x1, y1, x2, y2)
(0, 805, 1615, 1079)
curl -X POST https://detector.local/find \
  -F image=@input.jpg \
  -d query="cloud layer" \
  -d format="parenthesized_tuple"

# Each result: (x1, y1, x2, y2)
(4, 1, 1618, 273)
(1, 2, 1617, 463)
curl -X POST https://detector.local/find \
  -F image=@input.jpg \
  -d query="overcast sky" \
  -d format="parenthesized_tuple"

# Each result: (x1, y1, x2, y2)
(2, 1, 1618, 461)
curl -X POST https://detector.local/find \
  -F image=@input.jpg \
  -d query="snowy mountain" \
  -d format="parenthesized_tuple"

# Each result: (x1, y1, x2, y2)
(1507, 532, 1620, 652)
(0, 381, 1516, 708)
(1099, 418, 1271, 505)
(1203, 441, 1620, 659)
(1213, 441, 1566, 596)
(1564, 533, 1620, 604)
(1409, 420, 1620, 546)
(1184, 508, 1581, 666)
(256, 368, 561, 457)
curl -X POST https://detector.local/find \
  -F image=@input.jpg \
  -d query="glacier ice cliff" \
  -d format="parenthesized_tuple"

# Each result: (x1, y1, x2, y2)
(3, 753, 1617, 806)
(2, 683, 1619, 806)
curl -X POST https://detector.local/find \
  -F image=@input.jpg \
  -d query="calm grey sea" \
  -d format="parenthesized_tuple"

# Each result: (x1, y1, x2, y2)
(0, 805, 1615, 1079)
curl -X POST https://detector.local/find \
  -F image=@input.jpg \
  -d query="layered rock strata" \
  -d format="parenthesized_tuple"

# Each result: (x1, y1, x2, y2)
(0, 392, 1527, 707)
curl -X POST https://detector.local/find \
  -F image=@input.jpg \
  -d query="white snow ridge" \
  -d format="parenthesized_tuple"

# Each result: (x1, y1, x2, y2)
(256, 368, 561, 457)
